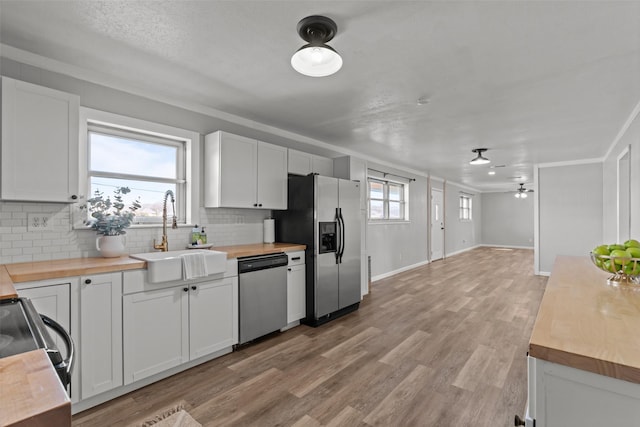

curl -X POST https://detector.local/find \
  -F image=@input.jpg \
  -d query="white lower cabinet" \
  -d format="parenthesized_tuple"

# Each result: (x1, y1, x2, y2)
(123, 276, 238, 385)
(287, 251, 306, 323)
(16, 282, 71, 351)
(79, 273, 122, 399)
(527, 357, 640, 426)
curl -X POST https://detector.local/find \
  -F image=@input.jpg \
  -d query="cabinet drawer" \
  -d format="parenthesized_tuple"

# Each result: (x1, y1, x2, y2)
(287, 251, 305, 266)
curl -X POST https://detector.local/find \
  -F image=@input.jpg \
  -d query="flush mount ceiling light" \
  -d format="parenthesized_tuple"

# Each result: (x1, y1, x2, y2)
(469, 148, 490, 165)
(291, 15, 343, 77)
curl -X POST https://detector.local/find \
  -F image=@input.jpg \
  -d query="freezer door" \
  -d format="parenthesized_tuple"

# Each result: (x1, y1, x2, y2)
(338, 179, 361, 309)
(315, 175, 340, 317)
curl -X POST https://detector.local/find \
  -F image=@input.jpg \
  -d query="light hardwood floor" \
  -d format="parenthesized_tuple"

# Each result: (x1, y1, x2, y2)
(72, 247, 547, 427)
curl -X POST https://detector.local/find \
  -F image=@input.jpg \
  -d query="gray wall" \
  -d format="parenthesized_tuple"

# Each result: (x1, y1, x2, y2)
(602, 110, 640, 243)
(444, 182, 481, 256)
(538, 163, 603, 273)
(481, 191, 534, 247)
(367, 163, 428, 279)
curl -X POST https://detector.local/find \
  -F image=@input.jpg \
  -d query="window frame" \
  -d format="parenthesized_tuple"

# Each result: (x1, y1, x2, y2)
(78, 107, 200, 229)
(367, 177, 409, 222)
(459, 194, 472, 221)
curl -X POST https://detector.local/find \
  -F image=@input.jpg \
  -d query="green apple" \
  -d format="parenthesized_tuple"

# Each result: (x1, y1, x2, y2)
(626, 247, 640, 258)
(593, 245, 610, 256)
(608, 244, 626, 252)
(624, 239, 640, 249)
(623, 262, 640, 276)
(611, 249, 631, 266)
(603, 259, 616, 272)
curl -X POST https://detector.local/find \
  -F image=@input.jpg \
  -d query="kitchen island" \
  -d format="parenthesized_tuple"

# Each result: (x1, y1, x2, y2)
(526, 256, 640, 426)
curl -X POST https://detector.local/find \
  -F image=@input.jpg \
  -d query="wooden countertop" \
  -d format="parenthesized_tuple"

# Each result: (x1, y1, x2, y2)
(5, 256, 145, 284)
(0, 265, 18, 300)
(212, 242, 306, 259)
(529, 256, 640, 384)
(0, 349, 71, 426)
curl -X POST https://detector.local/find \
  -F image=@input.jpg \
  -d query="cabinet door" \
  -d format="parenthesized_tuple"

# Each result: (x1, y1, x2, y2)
(80, 273, 123, 399)
(18, 283, 70, 352)
(288, 149, 312, 176)
(312, 155, 334, 177)
(219, 133, 258, 208)
(189, 277, 238, 359)
(287, 264, 306, 323)
(123, 286, 189, 385)
(1, 77, 79, 202)
(257, 141, 287, 209)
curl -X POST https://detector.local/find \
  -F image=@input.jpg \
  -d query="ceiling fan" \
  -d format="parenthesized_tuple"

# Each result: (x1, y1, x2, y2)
(513, 183, 534, 199)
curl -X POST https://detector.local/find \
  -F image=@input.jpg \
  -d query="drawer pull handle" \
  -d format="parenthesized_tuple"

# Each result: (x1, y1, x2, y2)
(191, 286, 197, 291)
(291, 257, 301, 261)
(183, 287, 189, 292)
(84, 279, 91, 284)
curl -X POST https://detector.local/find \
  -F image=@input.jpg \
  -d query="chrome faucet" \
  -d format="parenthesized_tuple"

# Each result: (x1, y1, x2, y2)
(153, 190, 178, 252)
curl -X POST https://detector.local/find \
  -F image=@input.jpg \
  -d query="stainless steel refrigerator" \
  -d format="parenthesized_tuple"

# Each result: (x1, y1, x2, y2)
(274, 174, 361, 326)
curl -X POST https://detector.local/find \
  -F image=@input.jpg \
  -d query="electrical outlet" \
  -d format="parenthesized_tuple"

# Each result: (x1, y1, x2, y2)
(28, 214, 52, 231)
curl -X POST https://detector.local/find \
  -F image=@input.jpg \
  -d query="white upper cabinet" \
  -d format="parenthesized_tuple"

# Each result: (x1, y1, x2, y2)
(1, 77, 80, 202)
(204, 131, 287, 209)
(287, 148, 334, 177)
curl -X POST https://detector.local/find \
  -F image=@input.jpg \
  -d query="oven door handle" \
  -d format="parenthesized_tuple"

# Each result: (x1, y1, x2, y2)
(41, 315, 74, 386)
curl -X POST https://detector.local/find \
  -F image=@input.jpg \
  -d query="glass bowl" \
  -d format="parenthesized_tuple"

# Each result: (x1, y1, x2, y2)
(590, 252, 640, 286)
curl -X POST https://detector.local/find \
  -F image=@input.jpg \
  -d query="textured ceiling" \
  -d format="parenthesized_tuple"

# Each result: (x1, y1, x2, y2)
(1, 1, 639, 191)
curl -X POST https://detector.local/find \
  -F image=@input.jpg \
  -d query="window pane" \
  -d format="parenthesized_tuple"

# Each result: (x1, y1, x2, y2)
(369, 200, 384, 219)
(90, 132, 178, 179)
(90, 177, 177, 224)
(389, 184, 402, 201)
(389, 201, 402, 219)
(369, 181, 384, 199)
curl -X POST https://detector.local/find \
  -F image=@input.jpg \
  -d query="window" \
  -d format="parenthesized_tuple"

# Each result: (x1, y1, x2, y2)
(87, 125, 185, 224)
(459, 195, 472, 220)
(80, 108, 200, 227)
(368, 178, 408, 221)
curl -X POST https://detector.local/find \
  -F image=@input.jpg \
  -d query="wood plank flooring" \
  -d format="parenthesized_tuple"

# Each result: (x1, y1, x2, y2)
(72, 247, 547, 427)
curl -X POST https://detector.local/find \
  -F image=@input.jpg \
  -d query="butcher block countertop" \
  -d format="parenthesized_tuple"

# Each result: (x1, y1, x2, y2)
(212, 242, 306, 259)
(529, 256, 640, 384)
(0, 349, 71, 426)
(5, 256, 145, 284)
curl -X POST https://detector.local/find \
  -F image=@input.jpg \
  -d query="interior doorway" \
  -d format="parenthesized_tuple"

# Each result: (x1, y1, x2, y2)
(431, 188, 444, 261)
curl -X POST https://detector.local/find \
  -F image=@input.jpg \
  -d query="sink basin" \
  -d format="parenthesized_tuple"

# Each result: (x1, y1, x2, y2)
(130, 249, 227, 283)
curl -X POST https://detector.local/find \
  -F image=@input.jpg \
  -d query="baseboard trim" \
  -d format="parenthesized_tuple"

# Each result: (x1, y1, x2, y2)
(480, 244, 535, 250)
(371, 260, 429, 282)
(537, 271, 551, 277)
(445, 245, 482, 257)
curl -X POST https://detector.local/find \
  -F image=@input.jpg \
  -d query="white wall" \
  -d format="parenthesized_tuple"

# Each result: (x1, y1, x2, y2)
(444, 182, 481, 256)
(602, 105, 640, 243)
(537, 162, 603, 273)
(367, 163, 428, 279)
(481, 191, 534, 247)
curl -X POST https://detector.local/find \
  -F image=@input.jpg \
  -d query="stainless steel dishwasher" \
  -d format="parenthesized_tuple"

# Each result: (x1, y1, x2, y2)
(238, 252, 288, 344)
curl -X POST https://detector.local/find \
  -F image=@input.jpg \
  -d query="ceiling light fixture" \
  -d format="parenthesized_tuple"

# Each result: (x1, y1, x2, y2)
(488, 171, 496, 175)
(514, 183, 531, 199)
(291, 15, 343, 77)
(469, 148, 490, 165)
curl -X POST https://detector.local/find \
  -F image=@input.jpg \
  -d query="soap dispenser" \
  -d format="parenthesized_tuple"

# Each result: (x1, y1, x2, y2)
(191, 225, 200, 246)
(200, 227, 207, 245)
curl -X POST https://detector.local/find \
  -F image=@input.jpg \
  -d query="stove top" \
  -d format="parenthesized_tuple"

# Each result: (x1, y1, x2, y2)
(0, 299, 39, 358)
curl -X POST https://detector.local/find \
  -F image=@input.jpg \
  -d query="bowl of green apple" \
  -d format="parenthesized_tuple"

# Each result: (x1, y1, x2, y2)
(590, 239, 640, 286)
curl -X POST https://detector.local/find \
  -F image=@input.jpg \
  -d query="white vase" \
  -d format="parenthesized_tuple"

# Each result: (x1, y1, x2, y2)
(96, 235, 126, 258)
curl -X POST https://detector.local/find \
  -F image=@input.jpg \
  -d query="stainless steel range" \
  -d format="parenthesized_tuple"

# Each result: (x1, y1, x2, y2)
(0, 297, 74, 387)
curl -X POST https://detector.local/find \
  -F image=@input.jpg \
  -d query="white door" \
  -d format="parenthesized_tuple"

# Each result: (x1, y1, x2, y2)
(431, 188, 444, 261)
(219, 132, 257, 208)
(18, 283, 70, 352)
(257, 141, 288, 209)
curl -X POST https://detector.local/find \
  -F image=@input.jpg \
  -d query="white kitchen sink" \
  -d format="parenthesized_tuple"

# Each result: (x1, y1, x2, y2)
(130, 249, 227, 283)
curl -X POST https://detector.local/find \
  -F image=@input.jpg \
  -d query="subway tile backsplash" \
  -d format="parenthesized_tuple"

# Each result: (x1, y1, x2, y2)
(0, 202, 272, 264)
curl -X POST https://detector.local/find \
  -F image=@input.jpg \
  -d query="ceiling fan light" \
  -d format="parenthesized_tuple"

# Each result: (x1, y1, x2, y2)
(291, 44, 343, 77)
(514, 192, 521, 198)
(520, 192, 528, 199)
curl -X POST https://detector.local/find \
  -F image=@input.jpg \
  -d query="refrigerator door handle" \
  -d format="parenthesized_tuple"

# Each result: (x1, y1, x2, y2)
(335, 208, 341, 264)
(338, 208, 346, 263)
